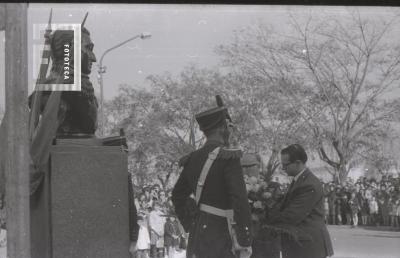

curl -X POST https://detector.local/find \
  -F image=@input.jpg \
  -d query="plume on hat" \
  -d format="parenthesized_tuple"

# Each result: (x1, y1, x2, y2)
(215, 95, 232, 122)
(216, 95, 224, 107)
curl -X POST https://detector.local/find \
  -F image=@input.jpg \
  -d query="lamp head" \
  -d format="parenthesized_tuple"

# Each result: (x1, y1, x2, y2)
(140, 32, 152, 39)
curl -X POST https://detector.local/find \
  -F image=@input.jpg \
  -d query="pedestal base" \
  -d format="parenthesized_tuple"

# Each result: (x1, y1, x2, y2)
(31, 144, 130, 258)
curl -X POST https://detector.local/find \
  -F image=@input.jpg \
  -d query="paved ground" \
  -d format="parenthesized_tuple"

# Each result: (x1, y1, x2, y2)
(329, 225, 400, 258)
(0, 226, 399, 258)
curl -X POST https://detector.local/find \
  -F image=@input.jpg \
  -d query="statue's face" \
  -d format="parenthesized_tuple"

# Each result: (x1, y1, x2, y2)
(81, 32, 96, 75)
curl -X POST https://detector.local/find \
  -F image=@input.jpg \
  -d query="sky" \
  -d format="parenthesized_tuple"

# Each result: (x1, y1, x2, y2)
(0, 4, 399, 110)
(0, 4, 399, 177)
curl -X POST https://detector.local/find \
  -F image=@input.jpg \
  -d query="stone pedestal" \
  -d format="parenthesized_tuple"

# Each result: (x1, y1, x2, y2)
(31, 144, 130, 258)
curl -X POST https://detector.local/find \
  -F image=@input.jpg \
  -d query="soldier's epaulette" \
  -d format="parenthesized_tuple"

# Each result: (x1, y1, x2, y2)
(217, 148, 243, 160)
(178, 153, 192, 167)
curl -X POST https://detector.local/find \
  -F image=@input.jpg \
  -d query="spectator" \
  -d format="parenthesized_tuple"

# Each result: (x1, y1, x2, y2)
(349, 192, 360, 226)
(158, 190, 167, 205)
(327, 185, 337, 225)
(389, 198, 397, 228)
(0, 195, 5, 228)
(335, 194, 342, 225)
(136, 215, 151, 258)
(369, 196, 379, 226)
(0, 195, 5, 249)
(359, 190, 369, 226)
(0, 222, 6, 249)
(377, 185, 390, 226)
(150, 186, 159, 203)
(342, 194, 352, 225)
(148, 202, 166, 258)
(164, 215, 182, 258)
(143, 187, 153, 209)
(324, 197, 329, 224)
(396, 199, 400, 229)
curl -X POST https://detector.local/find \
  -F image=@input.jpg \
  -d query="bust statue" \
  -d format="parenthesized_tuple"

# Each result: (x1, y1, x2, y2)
(29, 26, 98, 137)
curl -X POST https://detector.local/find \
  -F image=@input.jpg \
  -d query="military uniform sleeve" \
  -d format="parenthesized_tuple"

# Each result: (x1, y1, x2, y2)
(268, 183, 322, 225)
(222, 154, 253, 247)
(171, 165, 193, 232)
(128, 173, 139, 242)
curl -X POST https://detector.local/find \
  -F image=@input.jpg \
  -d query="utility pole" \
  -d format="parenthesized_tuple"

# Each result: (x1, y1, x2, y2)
(2, 3, 31, 258)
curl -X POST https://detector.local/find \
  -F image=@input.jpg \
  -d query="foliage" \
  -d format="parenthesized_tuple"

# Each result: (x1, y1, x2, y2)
(216, 12, 400, 183)
(105, 66, 231, 189)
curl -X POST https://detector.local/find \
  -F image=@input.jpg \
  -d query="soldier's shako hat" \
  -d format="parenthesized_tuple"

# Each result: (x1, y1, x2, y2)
(195, 95, 232, 132)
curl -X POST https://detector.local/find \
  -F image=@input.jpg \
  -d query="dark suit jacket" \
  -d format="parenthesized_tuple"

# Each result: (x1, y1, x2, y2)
(267, 168, 334, 258)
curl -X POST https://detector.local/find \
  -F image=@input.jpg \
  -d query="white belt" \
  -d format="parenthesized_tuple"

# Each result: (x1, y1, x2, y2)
(199, 203, 234, 220)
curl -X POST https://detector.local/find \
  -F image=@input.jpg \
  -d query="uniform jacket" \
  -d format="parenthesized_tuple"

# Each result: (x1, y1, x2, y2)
(172, 141, 252, 258)
(267, 168, 334, 258)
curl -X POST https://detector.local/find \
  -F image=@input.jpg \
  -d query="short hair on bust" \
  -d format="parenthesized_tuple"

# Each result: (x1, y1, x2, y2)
(281, 144, 308, 164)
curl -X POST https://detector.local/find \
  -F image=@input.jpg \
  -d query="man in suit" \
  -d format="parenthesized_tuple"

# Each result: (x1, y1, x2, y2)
(172, 96, 252, 258)
(267, 144, 334, 258)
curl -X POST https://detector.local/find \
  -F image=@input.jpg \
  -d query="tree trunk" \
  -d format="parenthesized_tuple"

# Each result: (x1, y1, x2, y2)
(338, 163, 349, 186)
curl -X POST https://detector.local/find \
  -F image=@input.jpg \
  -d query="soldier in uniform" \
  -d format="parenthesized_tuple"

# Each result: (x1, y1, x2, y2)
(172, 96, 253, 258)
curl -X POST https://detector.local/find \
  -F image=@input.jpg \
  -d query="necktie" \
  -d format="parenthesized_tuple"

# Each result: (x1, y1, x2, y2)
(281, 179, 296, 208)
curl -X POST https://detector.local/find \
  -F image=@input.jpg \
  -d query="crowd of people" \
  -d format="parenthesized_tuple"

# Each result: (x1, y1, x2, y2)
(323, 175, 400, 228)
(242, 173, 400, 230)
(131, 173, 400, 257)
(0, 195, 6, 248)
(2, 171, 398, 257)
(133, 184, 187, 258)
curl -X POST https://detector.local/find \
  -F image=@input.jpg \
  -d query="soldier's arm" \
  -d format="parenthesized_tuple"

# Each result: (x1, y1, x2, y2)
(268, 183, 322, 225)
(222, 152, 252, 247)
(171, 164, 192, 231)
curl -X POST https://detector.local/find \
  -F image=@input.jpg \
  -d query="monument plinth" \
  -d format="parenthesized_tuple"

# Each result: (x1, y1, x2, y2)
(31, 142, 131, 258)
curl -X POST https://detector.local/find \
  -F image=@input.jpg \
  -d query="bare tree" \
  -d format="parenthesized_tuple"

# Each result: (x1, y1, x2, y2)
(217, 11, 400, 183)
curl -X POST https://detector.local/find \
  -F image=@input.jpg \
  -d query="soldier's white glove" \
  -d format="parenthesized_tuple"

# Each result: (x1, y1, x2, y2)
(239, 246, 252, 258)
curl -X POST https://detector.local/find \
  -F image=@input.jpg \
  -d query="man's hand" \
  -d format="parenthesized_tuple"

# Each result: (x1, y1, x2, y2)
(129, 241, 136, 256)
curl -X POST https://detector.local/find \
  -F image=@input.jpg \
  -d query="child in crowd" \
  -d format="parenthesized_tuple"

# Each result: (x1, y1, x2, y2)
(0, 195, 5, 248)
(149, 203, 166, 258)
(164, 215, 182, 258)
(349, 192, 360, 227)
(389, 198, 398, 228)
(342, 195, 352, 225)
(0, 221, 6, 248)
(335, 197, 342, 225)
(396, 200, 400, 228)
(135, 215, 150, 258)
(324, 197, 329, 224)
(369, 196, 379, 226)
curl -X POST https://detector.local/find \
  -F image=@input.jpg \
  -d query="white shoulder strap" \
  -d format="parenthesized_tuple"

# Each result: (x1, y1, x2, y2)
(195, 147, 221, 205)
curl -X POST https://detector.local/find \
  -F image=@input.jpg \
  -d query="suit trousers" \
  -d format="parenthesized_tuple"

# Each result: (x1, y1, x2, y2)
(281, 239, 327, 258)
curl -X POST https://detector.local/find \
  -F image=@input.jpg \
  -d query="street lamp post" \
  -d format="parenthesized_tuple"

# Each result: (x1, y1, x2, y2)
(97, 32, 151, 136)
